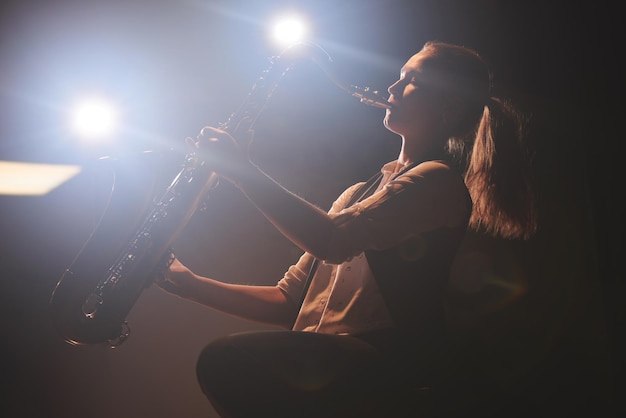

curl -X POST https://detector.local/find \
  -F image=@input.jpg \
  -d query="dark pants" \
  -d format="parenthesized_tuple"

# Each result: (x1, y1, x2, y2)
(195, 330, 436, 418)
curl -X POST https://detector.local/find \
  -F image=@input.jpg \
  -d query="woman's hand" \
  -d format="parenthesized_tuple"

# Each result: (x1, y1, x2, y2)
(157, 257, 197, 299)
(191, 126, 254, 184)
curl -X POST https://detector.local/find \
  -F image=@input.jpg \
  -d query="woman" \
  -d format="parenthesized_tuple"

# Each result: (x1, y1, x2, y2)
(159, 41, 537, 417)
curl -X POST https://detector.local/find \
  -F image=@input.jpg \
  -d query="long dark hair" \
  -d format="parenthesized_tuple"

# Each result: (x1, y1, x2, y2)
(421, 41, 537, 240)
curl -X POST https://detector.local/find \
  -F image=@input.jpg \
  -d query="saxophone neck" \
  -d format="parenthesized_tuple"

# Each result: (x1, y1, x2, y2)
(277, 42, 391, 110)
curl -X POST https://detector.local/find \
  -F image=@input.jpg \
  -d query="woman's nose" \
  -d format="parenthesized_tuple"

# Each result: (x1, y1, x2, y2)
(388, 80, 400, 95)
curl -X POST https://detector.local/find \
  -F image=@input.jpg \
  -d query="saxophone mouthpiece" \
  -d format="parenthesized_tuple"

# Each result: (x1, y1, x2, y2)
(349, 85, 392, 109)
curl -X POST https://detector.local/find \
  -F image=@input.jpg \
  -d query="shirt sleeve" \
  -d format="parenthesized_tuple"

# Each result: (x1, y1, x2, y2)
(276, 252, 315, 304)
(323, 162, 470, 264)
(276, 182, 366, 302)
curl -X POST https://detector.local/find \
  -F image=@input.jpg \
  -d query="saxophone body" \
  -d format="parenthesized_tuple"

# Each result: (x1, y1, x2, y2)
(49, 42, 390, 347)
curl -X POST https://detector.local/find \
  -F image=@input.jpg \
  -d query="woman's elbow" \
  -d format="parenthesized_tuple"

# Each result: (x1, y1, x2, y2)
(305, 217, 365, 264)
(313, 239, 362, 265)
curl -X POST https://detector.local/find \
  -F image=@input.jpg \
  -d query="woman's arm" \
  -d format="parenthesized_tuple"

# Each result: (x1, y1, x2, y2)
(193, 128, 469, 264)
(194, 126, 339, 261)
(159, 258, 299, 329)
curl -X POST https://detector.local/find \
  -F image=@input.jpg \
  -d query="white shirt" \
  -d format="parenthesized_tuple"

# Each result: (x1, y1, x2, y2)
(277, 159, 469, 335)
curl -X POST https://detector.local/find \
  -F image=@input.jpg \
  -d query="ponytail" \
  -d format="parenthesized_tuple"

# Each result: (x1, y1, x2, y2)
(420, 41, 537, 240)
(464, 98, 537, 240)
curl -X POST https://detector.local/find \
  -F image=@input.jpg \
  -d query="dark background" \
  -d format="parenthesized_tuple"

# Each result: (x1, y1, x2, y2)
(0, 1, 622, 417)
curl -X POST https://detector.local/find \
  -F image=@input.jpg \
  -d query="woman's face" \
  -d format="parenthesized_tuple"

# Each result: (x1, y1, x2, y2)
(384, 51, 445, 141)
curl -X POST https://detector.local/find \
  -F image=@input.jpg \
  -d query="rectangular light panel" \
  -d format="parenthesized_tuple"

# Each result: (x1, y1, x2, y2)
(0, 161, 82, 196)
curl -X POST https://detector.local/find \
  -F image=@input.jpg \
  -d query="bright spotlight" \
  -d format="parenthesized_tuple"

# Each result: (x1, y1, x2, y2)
(271, 15, 309, 46)
(69, 96, 119, 141)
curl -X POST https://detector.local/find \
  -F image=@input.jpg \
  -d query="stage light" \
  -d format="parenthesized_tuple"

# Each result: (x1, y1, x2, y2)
(0, 161, 81, 196)
(271, 14, 309, 46)
(69, 96, 119, 141)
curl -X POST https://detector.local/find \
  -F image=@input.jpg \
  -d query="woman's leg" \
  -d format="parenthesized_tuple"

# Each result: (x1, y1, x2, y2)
(195, 330, 390, 418)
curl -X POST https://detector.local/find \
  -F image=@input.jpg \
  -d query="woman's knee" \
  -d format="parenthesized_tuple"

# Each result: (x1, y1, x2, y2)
(195, 335, 236, 394)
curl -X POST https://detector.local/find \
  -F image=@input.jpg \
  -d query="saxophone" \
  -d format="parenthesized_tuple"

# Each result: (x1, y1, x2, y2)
(49, 42, 390, 347)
